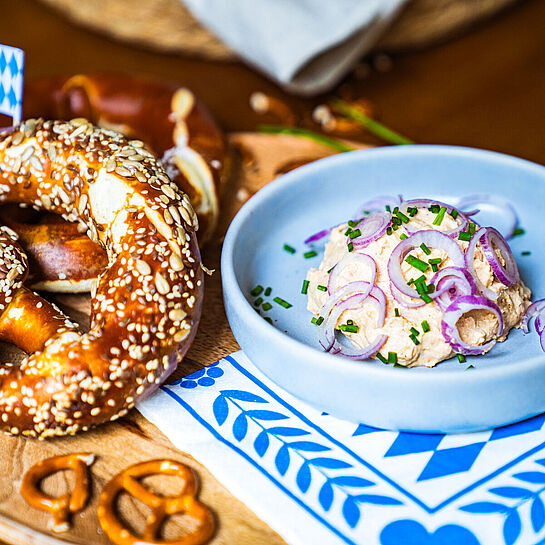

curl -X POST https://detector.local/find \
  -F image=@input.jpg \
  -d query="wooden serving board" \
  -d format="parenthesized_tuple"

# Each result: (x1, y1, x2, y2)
(0, 133, 369, 545)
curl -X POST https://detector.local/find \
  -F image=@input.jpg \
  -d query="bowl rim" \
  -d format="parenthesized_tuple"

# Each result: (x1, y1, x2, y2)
(221, 144, 545, 386)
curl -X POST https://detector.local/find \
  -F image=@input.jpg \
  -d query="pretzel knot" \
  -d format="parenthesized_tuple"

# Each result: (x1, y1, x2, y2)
(20, 452, 95, 533)
(0, 118, 204, 437)
(97, 459, 214, 545)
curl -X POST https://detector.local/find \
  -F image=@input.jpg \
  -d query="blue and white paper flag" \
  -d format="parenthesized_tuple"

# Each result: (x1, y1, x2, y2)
(139, 352, 545, 545)
(0, 45, 24, 125)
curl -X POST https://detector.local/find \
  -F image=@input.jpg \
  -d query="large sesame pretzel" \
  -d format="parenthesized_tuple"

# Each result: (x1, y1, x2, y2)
(0, 118, 203, 437)
(97, 459, 214, 545)
(20, 453, 95, 533)
(1, 73, 227, 292)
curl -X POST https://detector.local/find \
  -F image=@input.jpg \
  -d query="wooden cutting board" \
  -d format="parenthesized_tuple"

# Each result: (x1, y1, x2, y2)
(0, 133, 370, 545)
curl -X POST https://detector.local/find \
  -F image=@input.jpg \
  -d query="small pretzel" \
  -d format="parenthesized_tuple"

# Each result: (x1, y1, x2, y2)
(20, 453, 95, 533)
(97, 459, 214, 545)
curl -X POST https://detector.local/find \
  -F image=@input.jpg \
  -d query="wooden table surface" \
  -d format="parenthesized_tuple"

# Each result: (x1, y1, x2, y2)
(0, 0, 544, 543)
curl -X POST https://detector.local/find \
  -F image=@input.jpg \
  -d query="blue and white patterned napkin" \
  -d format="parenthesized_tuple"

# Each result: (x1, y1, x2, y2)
(138, 352, 545, 545)
(0, 45, 24, 124)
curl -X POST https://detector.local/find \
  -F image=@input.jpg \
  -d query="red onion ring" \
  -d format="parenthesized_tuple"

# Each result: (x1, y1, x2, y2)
(328, 253, 377, 294)
(431, 267, 478, 310)
(388, 230, 465, 298)
(304, 222, 343, 245)
(321, 288, 387, 360)
(390, 282, 426, 309)
(441, 295, 504, 355)
(465, 227, 498, 301)
(401, 199, 470, 238)
(351, 211, 392, 249)
(456, 194, 519, 240)
(521, 299, 545, 334)
(318, 281, 375, 350)
(480, 227, 519, 287)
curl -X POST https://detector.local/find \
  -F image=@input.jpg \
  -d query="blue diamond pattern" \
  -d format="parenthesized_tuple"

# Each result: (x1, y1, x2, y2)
(490, 413, 545, 441)
(385, 432, 445, 457)
(0, 52, 6, 74)
(0, 84, 4, 105)
(353, 423, 382, 436)
(7, 87, 17, 108)
(8, 53, 19, 77)
(418, 442, 486, 481)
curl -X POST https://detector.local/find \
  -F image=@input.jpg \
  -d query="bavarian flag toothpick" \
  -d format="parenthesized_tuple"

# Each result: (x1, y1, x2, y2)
(0, 45, 24, 125)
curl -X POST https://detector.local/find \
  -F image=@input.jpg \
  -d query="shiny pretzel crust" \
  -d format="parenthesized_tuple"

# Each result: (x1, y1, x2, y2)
(0, 119, 204, 437)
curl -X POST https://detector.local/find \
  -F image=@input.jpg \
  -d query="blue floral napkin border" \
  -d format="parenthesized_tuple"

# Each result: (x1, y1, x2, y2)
(138, 352, 545, 545)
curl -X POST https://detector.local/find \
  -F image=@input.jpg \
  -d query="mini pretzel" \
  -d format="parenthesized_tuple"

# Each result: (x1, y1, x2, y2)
(97, 459, 214, 545)
(0, 74, 226, 292)
(20, 452, 95, 533)
(0, 118, 203, 437)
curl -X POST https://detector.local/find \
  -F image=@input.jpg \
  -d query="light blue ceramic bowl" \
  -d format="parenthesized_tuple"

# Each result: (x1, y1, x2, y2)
(221, 146, 545, 433)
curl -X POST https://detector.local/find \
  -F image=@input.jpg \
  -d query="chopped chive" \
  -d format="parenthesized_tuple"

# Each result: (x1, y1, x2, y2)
(344, 227, 352, 236)
(264, 287, 272, 296)
(311, 316, 324, 325)
(407, 278, 415, 285)
(283, 244, 296, 254)
(400, 233, 408, 240)
(458, 231, 472, 242)
(250, 285, 263, 296)
(339, 324, 359, 333)
(512, 227, 525, 237)
(407, 207, 418, 217)
(428, 258, 442, 265)
(262, 302, 272, 311)
(348, 242, 354, 252)
(420, 293, 433, 304)
(466, 365, 475, 370)
(254, 297, 263, 306)
(414, 275, 427, 284)
(431, 263, 439, 272)
(386, 227, 393, 236)
(429, 204, 440, 213)
(348, 219, 362, 228)
(468, 222, 476, 235)
(264, 317, 274, 325)
(388, 352, 398, 364)
(327, 265, 336, 274)
(304, 250, 318, 259)
(406, 255, 430, 272)
(393, 206, 399, 214)
(301, 280, 310, 295)
(394, 308, 400, 317)
(347, 319, 354, 325)
(317, 285, 328, 292)
(416, 282, 426, 295)
(348, 229, 362, 240)
(409, 334, 420, 346)
(395, 210, 410, 224)
(386, 205, 391, 212)
(433, 206, 447, 226)
(410, 327, 420, 336)
(391, 216, 401, 226)
(421, 320, 430, 332)
(273, 297, 292, 309)
(392, 223, 400, 231)
(427, 283, 435, 294)
(376, 352, 388, 364)
(450, 208, 459, 219)
(420, 243, 431, 255)
(457, 354, 466, 363)
(522, 251, 531, 256)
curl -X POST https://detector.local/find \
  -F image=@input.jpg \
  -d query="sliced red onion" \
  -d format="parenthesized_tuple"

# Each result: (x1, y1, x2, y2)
(541, 331, 545, 353)
(480, 227, 519, 287)
(465, 227, 498, 301)
(401, 199, 469, 238)
(351, 211, 392, 249)
(304, 222, 343, 245)
(390, 282, 425, 309)
(328, 253, 377, 294)
(388, 230, 465, 298)
(521, 299, 545, 334)
(456, 194, 518, 240)
(318, 281, 375, 350)
(355, 195, 402, 216)
(321, 287, 387, 360)
(431, 267, 478, 310)
(441, 295, 504, 355)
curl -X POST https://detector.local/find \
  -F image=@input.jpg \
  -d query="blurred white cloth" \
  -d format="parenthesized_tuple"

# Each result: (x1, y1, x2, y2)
(182, 0, 408, 95)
